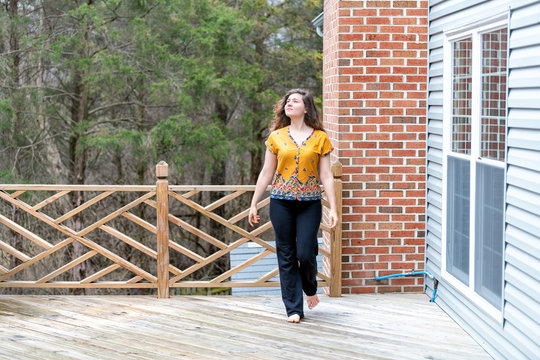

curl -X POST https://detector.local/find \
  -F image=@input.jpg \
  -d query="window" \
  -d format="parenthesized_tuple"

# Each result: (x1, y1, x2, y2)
(452, 37, 472, 155)
(481, 29, 507, 162)
(444, 21, 508, 314)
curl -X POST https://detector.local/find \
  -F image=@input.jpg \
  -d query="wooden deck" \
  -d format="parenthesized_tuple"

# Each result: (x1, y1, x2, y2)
(0, 294, 492, 359)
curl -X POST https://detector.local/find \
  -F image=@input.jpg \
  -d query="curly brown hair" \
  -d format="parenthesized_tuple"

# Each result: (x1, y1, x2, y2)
(271, 89, 324, 132)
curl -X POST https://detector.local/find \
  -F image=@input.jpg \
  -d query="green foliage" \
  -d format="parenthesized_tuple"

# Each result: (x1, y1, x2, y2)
(0, 100, 14, 131)
(0, 171, 16, 183)
(151, 115, 230, 168)
(85, 127, 141, 154)
(0, 0, 323, 295)
(0, 0, 322, 185)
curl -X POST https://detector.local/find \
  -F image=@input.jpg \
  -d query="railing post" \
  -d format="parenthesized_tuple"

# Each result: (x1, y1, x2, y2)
(330, 161, 342, 297)
(156, 161, 170, 298)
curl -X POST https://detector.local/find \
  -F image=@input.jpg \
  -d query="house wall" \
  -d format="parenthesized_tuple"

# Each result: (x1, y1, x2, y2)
(322, 0, 429, 294)
(502, 0, 540, 356)
(426, 0, 540, 358)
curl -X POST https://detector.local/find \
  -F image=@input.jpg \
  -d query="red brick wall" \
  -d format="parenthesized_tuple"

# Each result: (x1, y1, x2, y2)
(323, 0, 428, 294)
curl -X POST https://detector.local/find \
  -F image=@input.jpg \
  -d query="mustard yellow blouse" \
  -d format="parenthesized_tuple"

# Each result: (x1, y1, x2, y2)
(266, 126, 333, 201)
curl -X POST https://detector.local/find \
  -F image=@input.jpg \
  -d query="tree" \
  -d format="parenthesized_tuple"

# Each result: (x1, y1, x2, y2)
(0, 0, 322, 294)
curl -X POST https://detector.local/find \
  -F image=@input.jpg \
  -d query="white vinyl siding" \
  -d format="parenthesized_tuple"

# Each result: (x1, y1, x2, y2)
(504, 0, 540, 354)
(427, 0, 540, 359)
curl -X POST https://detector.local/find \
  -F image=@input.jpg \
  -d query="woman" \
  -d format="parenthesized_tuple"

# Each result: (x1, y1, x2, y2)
(249, 89, 338, 323)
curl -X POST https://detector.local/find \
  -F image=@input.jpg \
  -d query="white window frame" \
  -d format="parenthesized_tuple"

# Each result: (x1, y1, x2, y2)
(441, 14, 508, 322)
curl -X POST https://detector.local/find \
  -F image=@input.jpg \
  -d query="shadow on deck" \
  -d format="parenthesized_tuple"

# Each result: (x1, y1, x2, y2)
(0, 294, 492, 360)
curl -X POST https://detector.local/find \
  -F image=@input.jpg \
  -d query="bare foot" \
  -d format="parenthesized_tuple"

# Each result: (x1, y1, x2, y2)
(307, 294, 319, 309)
(287, 314, 301, 323)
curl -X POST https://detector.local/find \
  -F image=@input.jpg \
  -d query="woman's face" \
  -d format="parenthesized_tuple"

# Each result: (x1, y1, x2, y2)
(284, 93, 306, 119)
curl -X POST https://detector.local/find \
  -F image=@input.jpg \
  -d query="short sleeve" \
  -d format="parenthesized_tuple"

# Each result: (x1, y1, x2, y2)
(265, 132, 278, 155)
(319, 132, 334, 157)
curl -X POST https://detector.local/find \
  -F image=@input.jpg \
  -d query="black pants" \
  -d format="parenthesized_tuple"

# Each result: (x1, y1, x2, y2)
(269, 198, 321, 318)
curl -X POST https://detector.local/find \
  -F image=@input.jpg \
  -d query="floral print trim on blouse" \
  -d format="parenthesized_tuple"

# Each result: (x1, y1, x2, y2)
(266, 126, 333, 201)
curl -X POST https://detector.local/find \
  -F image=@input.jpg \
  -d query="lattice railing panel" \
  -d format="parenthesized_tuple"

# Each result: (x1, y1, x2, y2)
(0, 186, 161, 289)
(165, 188, 331, 289)
(1, 161, 343, 296)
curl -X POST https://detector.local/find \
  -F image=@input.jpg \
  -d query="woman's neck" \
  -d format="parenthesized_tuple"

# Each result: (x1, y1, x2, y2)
(289, 117, 310, 132)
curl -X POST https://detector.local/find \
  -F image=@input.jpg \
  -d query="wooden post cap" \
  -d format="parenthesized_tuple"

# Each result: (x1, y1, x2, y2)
(156, 161, 168, 178)
(331, 161, 342, 178)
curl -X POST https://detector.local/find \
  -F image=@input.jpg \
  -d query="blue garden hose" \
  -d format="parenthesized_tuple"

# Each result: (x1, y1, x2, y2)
(375, 269, 438, 302)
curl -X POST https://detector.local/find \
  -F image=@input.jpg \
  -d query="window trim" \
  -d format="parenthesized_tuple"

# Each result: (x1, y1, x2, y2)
(442, 15, 509, 323)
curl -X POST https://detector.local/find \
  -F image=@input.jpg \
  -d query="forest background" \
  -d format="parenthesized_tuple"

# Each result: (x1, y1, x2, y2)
(0, 0, 323, 294)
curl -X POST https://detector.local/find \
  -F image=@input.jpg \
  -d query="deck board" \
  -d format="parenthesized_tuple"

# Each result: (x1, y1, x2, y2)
(0, 294, 492, 359)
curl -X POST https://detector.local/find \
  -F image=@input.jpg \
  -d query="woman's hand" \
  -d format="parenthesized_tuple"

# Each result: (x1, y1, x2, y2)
(328, 208, 338, 229)
(249, 149, 276, 227)
(318, 155, 339, 229)
(248, 206, 260, 227)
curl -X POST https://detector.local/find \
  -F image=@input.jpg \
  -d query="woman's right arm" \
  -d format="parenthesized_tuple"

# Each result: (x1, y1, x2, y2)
(248, 149, 277, 226)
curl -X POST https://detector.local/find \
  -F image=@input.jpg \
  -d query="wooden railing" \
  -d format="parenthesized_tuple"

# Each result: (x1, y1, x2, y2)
(0, 161, 342, 297)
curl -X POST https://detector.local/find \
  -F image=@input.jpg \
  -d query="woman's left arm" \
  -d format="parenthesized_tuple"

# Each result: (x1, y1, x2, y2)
(319, 155, 338, 228)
